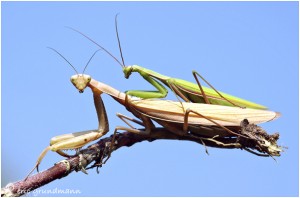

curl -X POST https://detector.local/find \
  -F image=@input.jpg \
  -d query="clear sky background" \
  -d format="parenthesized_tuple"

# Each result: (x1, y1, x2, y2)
(2, 1, 299, 197)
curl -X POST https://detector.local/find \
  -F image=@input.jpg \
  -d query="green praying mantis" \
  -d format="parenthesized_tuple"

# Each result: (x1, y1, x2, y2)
(67, 15, 267, 110)
(25, 48, 282, 180)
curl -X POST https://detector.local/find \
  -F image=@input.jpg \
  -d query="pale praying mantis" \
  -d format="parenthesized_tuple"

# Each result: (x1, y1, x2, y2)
(67, 15, 267, 109)
(25, 48, 281, 180)
(25, 49, 110, 179)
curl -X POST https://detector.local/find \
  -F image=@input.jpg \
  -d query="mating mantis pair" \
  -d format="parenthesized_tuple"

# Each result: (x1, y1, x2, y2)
(25, 48, 281, 180)
(25, 18, 282, 179)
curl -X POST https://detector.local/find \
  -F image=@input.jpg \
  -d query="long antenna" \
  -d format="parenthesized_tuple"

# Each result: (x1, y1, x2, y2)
(47, 47, 79, 74)
(82, 49, 101, 74)
(115, 13, 125, 66)
(66, 26, 124, 68)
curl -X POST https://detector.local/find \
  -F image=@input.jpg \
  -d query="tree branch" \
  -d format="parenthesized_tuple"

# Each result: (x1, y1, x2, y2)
(1, 126, 281, 197)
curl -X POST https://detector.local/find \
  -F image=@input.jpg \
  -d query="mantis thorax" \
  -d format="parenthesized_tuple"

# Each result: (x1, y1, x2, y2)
(70, 74, 91, 93)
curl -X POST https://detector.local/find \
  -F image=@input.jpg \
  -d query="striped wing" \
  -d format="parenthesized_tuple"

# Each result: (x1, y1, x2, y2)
(131, 99, 280, 126)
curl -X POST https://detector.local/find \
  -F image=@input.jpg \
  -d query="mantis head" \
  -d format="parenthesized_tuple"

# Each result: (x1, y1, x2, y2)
(70, 74, 92, 93)
(48, 47, 99, 93)
(123, 66, 133, 79)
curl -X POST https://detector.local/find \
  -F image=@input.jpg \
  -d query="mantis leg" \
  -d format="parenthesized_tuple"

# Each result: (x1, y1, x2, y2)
(116, 113, 145, 129)
(192, 70, 245, 108)
(24, 130, 105, 180)
(25, 93, 109, 180)
(182, 109, 276, 156)
(124, 94, 156, 133)
(167, 80, 191, 102)
(93, 93, 109, 133)
(183, 108, 250, 139)
(102, 111, 157, 165)
(115, 113, 151, 135)
(179, 110, 246, 152)
(125, 73, 168, 99)
(24, 146, 51, 180)
(102, 125, 152, 166)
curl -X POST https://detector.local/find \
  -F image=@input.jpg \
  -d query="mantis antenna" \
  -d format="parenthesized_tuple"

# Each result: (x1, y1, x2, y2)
(115, 13, 126, 66)
(47, 47, 79, 74)
(65, 26, 124, 68)
(48, 47, 100, 74)
(82, 49, 101, 74)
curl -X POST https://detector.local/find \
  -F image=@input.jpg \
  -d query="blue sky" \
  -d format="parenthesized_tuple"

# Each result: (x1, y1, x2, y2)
(2, 1, 298, 196)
